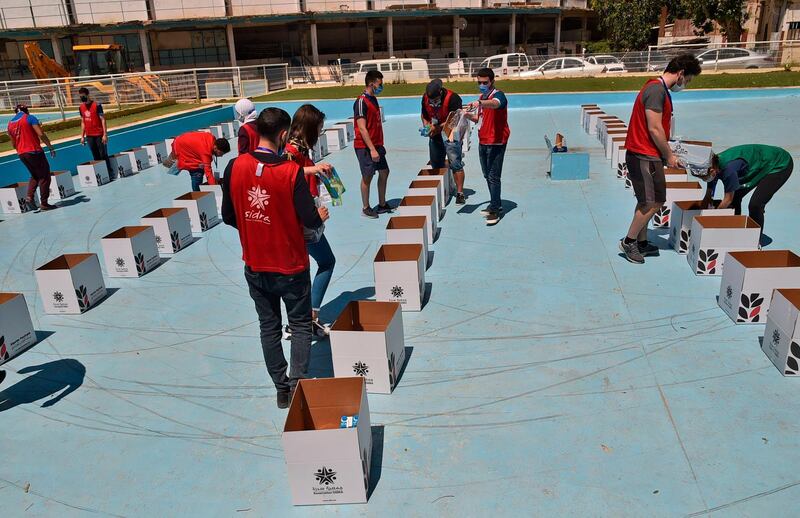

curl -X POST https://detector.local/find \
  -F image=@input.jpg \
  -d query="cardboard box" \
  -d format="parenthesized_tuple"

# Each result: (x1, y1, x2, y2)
(77, 161, 110, 187)
(199, 184, 223, 215)
(585, 110, 606, 135)
(322, 127, 347, 151)
(282, 377, 372, 505)
(201, 126, 224, 139)
(579, 104, 599, 125)
(0, 182, 34, 214)
(330, 301, 405, 394)
(142, 141, 167, 165)
(165, 137, 175, 156)
(762, 289, 800, 376)
(0, 293, 36, 366)
(35, 254, 107, 314)
(605, 131, 627, 159)
(220, 122, 236, 139)
(49, 171, 76, 200)
(668, 201, 735, 254)
(386, 216, 429, 264)
(407, 179, 443, 216)
(397, 196, 437, 244)
(120, 148, 150, 172)
(173, 191, 219, 233)
(687, 215, 761, 276)
(141, 208, 193, 254)
(101, 226, 161, 278)
(109, 153, 136, 178)
(719, 250, 800, 324)
(596, 116, 620, 139)
(601, 123, 626, 146)
(374, 244, 425, 312)
(416, 169, 449, 202)
(614, 145, 627, 178)
(652, 181, 705, 227)
(333, 120, 355, 141)
(582, 108, 603, 133)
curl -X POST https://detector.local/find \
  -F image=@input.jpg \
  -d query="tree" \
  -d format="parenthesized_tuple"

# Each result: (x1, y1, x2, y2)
(680, 0, 749, 42)
(590, 0, 665, 51)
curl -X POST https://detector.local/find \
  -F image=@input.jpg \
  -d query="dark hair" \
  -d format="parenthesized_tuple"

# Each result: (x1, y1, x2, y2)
(475, 67, 495, 82)
(214, 138, 231, 154)
(711, 153, 720, 171)
(256, 107, 291, 142)
(78, 87, 89, 95)
(290, 104, 326, 149)
(365, 70, 383, 86)
(665, 54, 702, 76)
(426, 79, 443, 98)
(14, 103, 29, 114)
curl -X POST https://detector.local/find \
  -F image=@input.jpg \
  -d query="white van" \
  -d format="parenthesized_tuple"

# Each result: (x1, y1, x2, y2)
(477, 53, 531, 78)
(347, 58, 430, 85)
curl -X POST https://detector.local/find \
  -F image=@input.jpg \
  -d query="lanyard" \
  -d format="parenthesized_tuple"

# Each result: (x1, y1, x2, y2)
(658, 77, 672, 105)
(255, 146, 279, 155)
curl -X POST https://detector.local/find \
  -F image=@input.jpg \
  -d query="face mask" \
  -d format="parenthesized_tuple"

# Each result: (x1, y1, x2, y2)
(80, 96, 88, 103)
(430, 97, 442, 108)
(478, 84, 490, 95)
(670, 75, 686, 93)
(374, 84, 383, 96)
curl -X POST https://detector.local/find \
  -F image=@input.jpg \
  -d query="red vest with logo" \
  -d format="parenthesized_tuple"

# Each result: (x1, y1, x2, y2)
(284, 142, 319, 198)
(7, 114, 42, 154)
(80, 102, 104, 137)
(354, 94, 383, 149)
(625, 78, 673, 158)
(478, 89, 510, 145)
(229, 153, 309, 274)
(423, 89, 454, 124)
(240, 121, 259, 154)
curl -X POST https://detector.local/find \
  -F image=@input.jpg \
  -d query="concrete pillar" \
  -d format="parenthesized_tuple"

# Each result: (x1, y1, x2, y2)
(509, 13, 516, 53)
(310, 23, 320, 66)
(581, 14, 587, 42)
(427, 19, 434, 51)
(50, 35, 63, 65)
(453, 16, 460, 59)
(387, 17, 394, 56)
(367, 20, 374, 54)
(226, 23, 237, 66)
(139, 30, 151, 71)
(554, 14, 561, 53)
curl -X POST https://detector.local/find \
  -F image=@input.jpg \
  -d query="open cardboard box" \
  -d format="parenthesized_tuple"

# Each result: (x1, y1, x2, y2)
(606, 132, 627, 159)
(668, 200, 735, 254)
(595, 115, 619, 137)
(374, 243, 425, 312)
(120, 148, 150, 172)
(416, 169, 448, 203)
(330, 301, 405, 394)
(408, 179, 443, 215)
(763, 289, 800, 376)
(687, 215, 761, 275)
(109, 152, 136, 178)
(323, 127, 347, 151)
(282, 377, 372, 505)
(219, 122, 235, 139)
(201, 126, 224, 139)
(0, 293, 36, 366)
(165, 137, 176, 156)
(719, 250, 800, 324)
(579, 104, 599, 125)
(0, 182, 35, 214)
(173, 191, 219, 233)
(613, 145, 627, 178)
(397, 196, 437, 244)
(333, 120, 355, 141)
(142, 141, 167, 165)
(652, 181, 705, 227)
(141, 208, 193, 254)
(386, 216, 429, 261)
(101, 226, 161, 278)
(35, 254, 107, 314)
(582, 109, 603, 133)
(77, 160, 110, 187)
(50, 170, 76, 200)
(199, 185, 223, 216)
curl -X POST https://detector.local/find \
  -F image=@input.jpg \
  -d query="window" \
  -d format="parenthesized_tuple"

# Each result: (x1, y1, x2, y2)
(488, 58, 502, 69)
(507, 54, 520, 67)
(542, 59, 561, 71)
(379, 63, 391, 71)
(402, 61, 413, 70)
(391, 62, 399, 71)
(562, 59, 583, 69)
(698, 50, 718, 61)
(361, 64, 378, 72)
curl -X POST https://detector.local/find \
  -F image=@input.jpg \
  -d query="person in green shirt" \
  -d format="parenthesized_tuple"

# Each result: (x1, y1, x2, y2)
(697, 144, 793, 237)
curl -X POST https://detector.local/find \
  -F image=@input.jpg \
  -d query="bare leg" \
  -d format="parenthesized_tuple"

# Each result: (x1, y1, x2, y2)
(454, 170, 465, 194)
(377, 169, 390, 206)
(361, 175, 373, 209)
(626, 203, 660, 241)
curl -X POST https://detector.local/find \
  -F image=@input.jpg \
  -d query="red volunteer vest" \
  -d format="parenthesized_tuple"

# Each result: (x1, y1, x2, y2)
(7, 114, 42, 155)
(284, 142, 319, 198)
(624, 78, 673, 158)
(478, 89, 510, 145)
(230, 153, 309, 275)
(239, 121, 259, 154)
(80, 102, 104, 137)
(354, 93, 383, 149)
(423, 89, 454, 124)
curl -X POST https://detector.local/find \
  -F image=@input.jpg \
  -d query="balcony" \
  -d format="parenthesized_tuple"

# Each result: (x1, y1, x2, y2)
(74, 0, 149, 24)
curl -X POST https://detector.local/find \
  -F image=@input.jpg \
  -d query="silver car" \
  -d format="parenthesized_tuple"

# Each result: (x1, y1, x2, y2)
(695, 48, 775, 69)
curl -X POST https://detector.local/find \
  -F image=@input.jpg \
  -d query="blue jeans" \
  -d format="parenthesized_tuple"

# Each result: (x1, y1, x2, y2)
(478, 144, 507, 212)
(445, 139, 464, 172)
(306, 234, 336, 312)
(189, 168, 205, 192)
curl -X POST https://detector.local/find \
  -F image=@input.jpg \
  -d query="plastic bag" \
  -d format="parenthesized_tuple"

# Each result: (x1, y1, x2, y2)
(317, 167, 346, 207)
(304, 197, 325, 243)
(669, 140, 713, 177)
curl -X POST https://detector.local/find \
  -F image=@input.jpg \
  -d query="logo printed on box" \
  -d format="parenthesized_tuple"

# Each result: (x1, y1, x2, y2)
(786, 342, 800, 375)
(0, 336, 8, 361)
(53, 291, 65, 306)
(696, 249, 720, 275)
(312, 466, 344, 496)
(353, 361, 369, 376)
(200, 212, 209, 232)
(115, 257, 125, 268)
(315, 467, 337, 486)
(391, 286, 404, 298)
(171, 231, 181, 253)
(135, 253, 147, 275)
(76, 285, 91, 312)
(737, 293, 764, 323)
(769, 328, 781, 357)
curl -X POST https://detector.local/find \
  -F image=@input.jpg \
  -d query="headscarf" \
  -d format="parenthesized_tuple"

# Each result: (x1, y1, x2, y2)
(234, 98, 257, 124)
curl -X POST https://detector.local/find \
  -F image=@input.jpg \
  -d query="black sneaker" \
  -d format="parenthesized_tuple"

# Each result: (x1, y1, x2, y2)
(362, 207, 379, 219)
(312, 318, 330, 339)
(619, 239, 645, 264)
(24, 198, 38, 212)
(485, 211, 500, 226)
(277, 390, 290, 409)
(456, 192, 466, 205)
(638, 241, 660, 257)
(39, 203, 57, 211)
(480, 206, 503, 216)
(376, 203, 394, 214)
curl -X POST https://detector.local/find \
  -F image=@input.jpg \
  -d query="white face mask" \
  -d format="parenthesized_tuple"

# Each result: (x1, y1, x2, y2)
(670, 74, 686, 93)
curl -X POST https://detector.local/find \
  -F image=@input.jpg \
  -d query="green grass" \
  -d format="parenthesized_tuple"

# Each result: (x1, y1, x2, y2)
(254, 71, 800, 101)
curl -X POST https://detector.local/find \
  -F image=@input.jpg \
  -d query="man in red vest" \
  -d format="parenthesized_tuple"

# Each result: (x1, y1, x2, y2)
(467, 67, 510, 226)
(221, 108, 329, 409)
(421, 79, 467, 204)
(78, 87, 112, 177)
(164, 131, 230, 191)
(354, 70, 391, 219)
(620, 54, 702, 264)
(7, 104, 57, 211)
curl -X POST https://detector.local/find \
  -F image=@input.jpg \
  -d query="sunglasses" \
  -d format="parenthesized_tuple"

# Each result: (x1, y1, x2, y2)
(477, 80, 491, 85)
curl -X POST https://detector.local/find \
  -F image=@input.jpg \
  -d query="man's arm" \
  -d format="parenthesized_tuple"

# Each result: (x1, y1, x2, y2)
(645, 109, 675, 166)
(32, 124, 55, 157)
(293, 169, 325, 229)
(717, 191, 735, 209)
(202, 149, 216, 185)
(80, 116, 86, 144)
(98, 103, 107, 144)
(221, 159, 237, 228)
(356, 118, 378, 160)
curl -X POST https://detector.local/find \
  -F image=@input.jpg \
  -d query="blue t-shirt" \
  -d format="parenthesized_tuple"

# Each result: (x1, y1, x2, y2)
(481, 89, 508, 109)
(11, 112, 40, 125)
(709, 158, 747, 194)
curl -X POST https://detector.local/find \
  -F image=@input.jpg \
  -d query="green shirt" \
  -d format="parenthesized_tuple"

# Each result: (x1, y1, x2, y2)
(717, 144, 793, 190)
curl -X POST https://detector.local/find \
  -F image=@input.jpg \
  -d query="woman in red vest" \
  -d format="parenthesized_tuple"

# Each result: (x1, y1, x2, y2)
(6, 104, 56, 211)
(78, 87, 112, 177)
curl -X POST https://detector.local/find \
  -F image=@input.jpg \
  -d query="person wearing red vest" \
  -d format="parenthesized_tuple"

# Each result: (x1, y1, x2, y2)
(234, 98, 259, 155)
(354, 70, 392, 219)
(78, 87, 112, 177)
(422, 79, 467, 204)
(467, 68, 510, 226)
(620, 54, 702, 264)
(7, 104, 57, 211)
(164, 131, 230, 191)
(221, 107, 328, 409)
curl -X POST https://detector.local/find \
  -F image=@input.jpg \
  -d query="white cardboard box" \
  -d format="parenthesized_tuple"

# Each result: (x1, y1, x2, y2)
(173, 191, 220, 233)
(374, 243, 425, 312)
(35, 254, 107, 314)
(0, 293, 36, 366)
(416, 169, 449, 204)
(0, 182, 34, 214)
(322, 127, 347, 151)
(596, 116, 620, 140)
(120, 148, 150, 172)
(109, 153, 136, 178)
(719, 250, 800, 324)
(101, 226, 161, 278)
(762, 289, 800, 376)
(333, 120, 355, 141)
(579, 104, 599, 126)
(584, 110, 605, 135)
(407, 179, 443, 216)
(386, 216, 429, 264)
(397, 196, 437, 244)
(652, 181, 705, 227)
(282, 377, 372, 505)
(77, 161, 110, 187)
(50, 171, 76, 200)
(220, 122, 236, 139)
(202, 126, 224, 139)
(330, 301, 405, 394)
(581, 108, 602, 132)
(605, 130, 627, 159)
(142, 141, 168, 166)
(687, 215, 761, 276)
(165, 137, 176, 156)
(199, 185, 223, 216)
(614, 145, 627, 178)
(141, 208, 193, 255)
(668, 201, 735, 254)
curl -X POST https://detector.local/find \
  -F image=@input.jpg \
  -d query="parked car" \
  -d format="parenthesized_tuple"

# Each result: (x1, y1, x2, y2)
(585, 55, 627, 73)
(694, 47, 775, 69)
(346, 58, 429, 85)
(477, 53, 532, 78)
(520, 57, 606, 78)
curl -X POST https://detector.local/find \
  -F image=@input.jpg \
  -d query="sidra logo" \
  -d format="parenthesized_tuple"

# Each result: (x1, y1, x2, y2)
(314, 467, 337, 486)
(53, 291, 65, 303)
(352, 361, 369, 376)
(391, 286, 404, 298)
(115, 257, 126, 268)
(247, 186, 270, 210)
(772, 329, 781, 347)
(726, 286, 733, 300)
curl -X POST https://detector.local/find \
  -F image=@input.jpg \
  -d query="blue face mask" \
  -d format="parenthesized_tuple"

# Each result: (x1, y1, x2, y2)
(374, 84, 384, 96)
(478, 84, 490, 95)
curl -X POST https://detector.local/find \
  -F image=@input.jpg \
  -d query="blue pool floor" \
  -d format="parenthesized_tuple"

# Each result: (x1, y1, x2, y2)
(1, 95, 800, 516)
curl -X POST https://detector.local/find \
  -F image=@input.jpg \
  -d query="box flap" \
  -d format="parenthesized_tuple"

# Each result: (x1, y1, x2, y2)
(386, 216, 426, 230)
(728, 250, 800, 268)
(400, 196, 435, 207)
(776, 289, 800, 310)
(103, 226, 152, 239)
(37, 253, 96, 271)
(175, 192, 212, 201)
(374, 243, 423, 263)
(417, 169, 446, 176)
(666, 181, 702, 189)
(681, 140, 713, 146)
(284, 378, 365, 432)
(409, 180, 440, 189)
(694, 215, 759, 229)
(331, 300, 401, 332)
(0, 293, 22, 305)
(143, 207, 186, 218)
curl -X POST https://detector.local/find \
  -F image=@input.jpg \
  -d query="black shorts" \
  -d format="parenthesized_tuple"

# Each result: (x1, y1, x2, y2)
(355, 145, 389, 178)
(626, 152, 666, 204)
